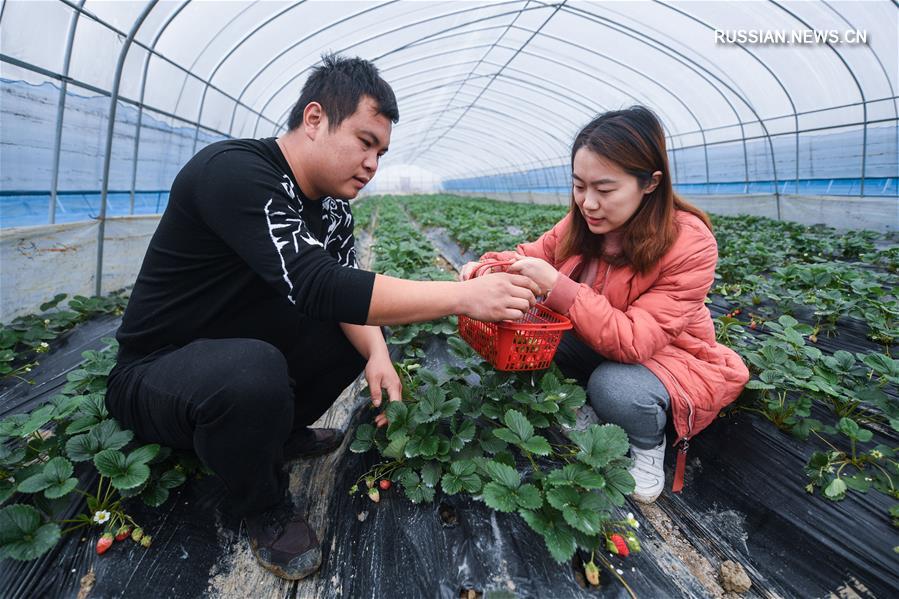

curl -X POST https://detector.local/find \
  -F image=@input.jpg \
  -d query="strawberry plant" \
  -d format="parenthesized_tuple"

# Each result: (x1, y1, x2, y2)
(1, 291, 129, 381)
(349, 338, 640, 569)
(0, 340, 202, 561)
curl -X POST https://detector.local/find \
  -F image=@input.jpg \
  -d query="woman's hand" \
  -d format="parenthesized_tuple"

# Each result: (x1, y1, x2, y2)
(459, 253, 525, 281)
(507, 257, 559, 296)
(459, 261, 480, 281)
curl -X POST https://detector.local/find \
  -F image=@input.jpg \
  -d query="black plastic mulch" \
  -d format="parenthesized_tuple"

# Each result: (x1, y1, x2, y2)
(1, 261, 897, 597)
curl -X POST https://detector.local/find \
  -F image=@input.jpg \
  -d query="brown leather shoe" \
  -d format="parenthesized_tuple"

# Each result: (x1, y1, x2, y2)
(244, 498, 322, 580)
(283, 427, 344, 460)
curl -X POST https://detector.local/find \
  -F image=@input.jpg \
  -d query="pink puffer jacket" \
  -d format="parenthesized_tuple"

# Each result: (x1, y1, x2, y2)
(482, 210, 749, 449)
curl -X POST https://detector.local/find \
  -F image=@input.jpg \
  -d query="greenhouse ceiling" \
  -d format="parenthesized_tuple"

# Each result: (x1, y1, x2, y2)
(0, 0, 897, 187)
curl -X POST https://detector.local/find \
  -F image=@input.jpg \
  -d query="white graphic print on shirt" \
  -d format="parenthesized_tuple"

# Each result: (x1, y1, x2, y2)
(265, 175, 356, 303)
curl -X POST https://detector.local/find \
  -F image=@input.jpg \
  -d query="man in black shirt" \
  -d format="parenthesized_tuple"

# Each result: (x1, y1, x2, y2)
(106, 54, 539, 580)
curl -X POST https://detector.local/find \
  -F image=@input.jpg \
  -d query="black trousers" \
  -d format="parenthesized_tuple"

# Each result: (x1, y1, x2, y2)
(106, 311, 366, 517)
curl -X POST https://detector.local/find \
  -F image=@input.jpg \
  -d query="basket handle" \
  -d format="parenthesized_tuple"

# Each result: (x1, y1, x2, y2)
(466, 259, 516, 280)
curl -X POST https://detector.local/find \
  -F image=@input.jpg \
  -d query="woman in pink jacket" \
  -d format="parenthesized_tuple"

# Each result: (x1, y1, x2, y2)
(466, 107, 749, 503)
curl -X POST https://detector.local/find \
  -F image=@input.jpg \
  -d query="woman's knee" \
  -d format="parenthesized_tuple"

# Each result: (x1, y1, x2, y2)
(586, 362, 668, 424)
(194, 339, 294, 424)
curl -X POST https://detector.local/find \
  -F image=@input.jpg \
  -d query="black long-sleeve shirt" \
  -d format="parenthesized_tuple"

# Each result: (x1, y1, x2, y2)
(114, 137, 375, 365)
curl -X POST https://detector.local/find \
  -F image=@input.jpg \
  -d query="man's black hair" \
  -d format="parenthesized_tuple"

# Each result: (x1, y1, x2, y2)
(287, 53, 399, 131)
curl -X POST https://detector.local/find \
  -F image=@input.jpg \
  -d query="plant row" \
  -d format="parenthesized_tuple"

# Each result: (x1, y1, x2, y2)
(1, 292, 129, 381)
(0, 339, 203, 560)
(351, 195, 643, 588)
(385, 194, 898, 530)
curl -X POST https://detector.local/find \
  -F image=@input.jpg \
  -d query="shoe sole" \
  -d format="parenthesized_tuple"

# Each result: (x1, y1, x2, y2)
(631, 491, 662, 504)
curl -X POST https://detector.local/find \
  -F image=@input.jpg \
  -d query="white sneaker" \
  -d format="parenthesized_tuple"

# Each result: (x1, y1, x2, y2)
(629, 437, 665, 503)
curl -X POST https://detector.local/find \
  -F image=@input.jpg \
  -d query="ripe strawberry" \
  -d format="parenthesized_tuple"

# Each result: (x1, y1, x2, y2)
(607, 533, 629, 557)
(115, 525, 132, 542)
(379, 479, 391, 491)
(131, 527, 144, 543)
(96, 533, 114, 555)
(140, 534, 152, 548)
(584, 560, 600, 586)
(733, 309, 742, 315)
(368, 487, 380, 503)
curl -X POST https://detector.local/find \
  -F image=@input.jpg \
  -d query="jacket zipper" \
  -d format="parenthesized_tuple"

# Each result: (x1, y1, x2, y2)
(655, 361, 695, 493)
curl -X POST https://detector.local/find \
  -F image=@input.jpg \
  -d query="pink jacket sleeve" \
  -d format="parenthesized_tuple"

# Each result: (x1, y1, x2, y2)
(555, 224, 718, 364)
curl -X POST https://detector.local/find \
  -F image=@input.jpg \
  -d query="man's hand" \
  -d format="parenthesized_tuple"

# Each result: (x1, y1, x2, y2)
(365, 350, 402, 428)
(507, 257, 559, 296)
(459, 272, 540, 321)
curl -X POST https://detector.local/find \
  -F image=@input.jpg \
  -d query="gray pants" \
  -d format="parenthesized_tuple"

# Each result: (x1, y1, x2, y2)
(554, 331, 670, 449)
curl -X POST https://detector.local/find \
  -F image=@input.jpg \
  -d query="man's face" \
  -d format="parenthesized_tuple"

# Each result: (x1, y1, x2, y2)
(313, 96, 391, 199)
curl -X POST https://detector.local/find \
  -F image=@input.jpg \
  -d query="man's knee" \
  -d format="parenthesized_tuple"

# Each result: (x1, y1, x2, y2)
(195, 339, 294, 426)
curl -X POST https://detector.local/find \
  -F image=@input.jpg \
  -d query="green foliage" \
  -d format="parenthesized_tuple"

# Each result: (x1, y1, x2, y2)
(351, 352, 631, 564)
(0, 340, 200, 561)
(0, 291, 129, 381)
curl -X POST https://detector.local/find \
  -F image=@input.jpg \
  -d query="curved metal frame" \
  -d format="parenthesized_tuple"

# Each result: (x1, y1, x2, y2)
(247, 1, 549, 138)
(771, 0, 869, 195)
(369, 31, 708, 177)
(0, 0, 893, 240)
(129, 0, 191, 214)
(95, 0, 159, 296)
(48, 0, 86, 224)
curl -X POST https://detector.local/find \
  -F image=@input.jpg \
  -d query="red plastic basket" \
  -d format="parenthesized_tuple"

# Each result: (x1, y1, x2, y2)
(458, 260, 573, 371)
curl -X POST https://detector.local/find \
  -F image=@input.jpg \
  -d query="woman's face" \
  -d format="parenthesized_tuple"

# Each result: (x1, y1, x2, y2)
(572, 147, 659, 235)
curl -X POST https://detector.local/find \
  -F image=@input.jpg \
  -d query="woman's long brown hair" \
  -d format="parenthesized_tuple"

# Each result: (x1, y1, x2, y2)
(557, 106, 712, 273)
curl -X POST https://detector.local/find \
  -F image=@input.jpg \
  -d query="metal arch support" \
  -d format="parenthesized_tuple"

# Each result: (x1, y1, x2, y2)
(391, 109, 571, 184)
(772, 1, 870, 195)
(222, 0, 442, 137)
(171, 1, 260, 119)
(652, 0, 797, 196)
(399, 88, 583, 137)
(48, 0, 86, 224)
(0, 53, 235, 138)
(405, 0, 538, 161)
(408, 131, 536, 183)
(270, 35, 694, 156)
(384, 67, 593, 132)
(558, 3, 745, 197)
(189, 0, 314, 155)
(415, 1, 566, 161)
(376, 22, 706, 149)
(822, 1, 897, 119)
(402, 124, 562, 181)
(560, 2, 784, 218)
(95, 0, 159, 297)
(129, 0, 192, 214)
(54, 0, 280, 133)
(404, 104, 573, 164)
(247, 1, 549, 138)
(341, 22, 717, 180)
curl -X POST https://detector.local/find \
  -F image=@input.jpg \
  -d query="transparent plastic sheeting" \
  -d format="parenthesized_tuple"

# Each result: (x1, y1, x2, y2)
(1, 0, 896, 226)
(0, 215, 159, 321)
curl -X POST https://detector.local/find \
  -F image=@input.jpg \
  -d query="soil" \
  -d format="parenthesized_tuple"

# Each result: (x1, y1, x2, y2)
(720, 560, 752, 594)
(636, 501, 727, 598)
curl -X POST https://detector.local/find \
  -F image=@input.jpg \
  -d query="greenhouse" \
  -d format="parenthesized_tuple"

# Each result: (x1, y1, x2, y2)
(0, 0, 897, 597)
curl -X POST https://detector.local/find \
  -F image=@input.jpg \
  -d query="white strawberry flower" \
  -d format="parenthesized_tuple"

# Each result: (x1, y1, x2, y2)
(626, 512, 639, 529)
(92, 510, 111, 525)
